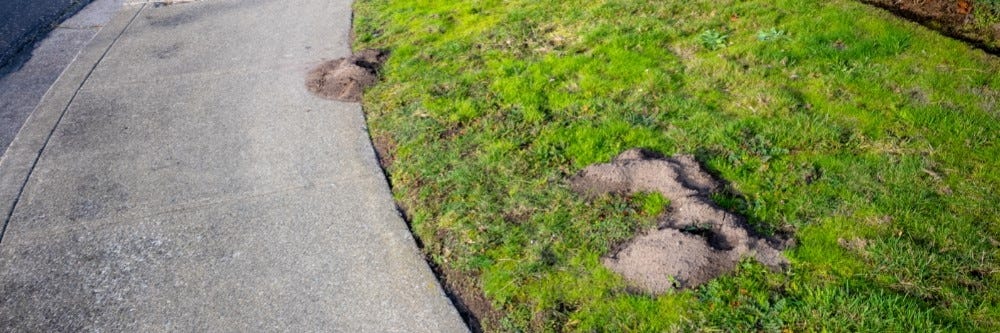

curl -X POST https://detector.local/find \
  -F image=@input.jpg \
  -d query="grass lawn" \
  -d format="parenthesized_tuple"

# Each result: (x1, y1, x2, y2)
(353, 0, 1000, 331)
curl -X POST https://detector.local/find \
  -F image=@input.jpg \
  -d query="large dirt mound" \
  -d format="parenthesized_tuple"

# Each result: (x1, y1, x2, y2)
(571, 149, 789, 294)
(306, 49, 387, 102)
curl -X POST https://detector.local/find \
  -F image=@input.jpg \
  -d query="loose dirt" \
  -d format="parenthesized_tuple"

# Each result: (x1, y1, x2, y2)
(571, 148, 789, 294)
(860, 0, 1000, 53)
(865, 0, 972, 25)
(433, 264, 502, 333)
(306, 49, 387, 102)
(371, 133, 396, 172)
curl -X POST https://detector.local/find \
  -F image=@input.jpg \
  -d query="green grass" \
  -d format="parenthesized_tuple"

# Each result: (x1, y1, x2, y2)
(353, 0, 1000, 331)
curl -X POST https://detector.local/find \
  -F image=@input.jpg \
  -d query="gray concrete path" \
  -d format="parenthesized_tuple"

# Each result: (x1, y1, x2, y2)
(1, 0, 123, 157)
(0, 0, 467, 331)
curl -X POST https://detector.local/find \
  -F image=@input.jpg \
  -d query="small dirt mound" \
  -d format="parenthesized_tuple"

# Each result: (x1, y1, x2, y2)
(306, 49, 388, 102)
(571, 148, 789, 294)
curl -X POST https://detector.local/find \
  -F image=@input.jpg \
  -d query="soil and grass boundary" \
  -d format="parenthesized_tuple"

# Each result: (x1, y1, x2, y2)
(860, 0, 1000, 54)
(370, 133, 502, 332)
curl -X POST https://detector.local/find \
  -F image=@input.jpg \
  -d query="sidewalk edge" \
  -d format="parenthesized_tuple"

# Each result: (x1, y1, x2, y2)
(0, 5, 144, 243)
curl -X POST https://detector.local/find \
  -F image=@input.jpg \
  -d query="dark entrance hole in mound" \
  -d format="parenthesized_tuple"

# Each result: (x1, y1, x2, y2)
(306, 49, 388, 102)
(571, 148, 791, 294)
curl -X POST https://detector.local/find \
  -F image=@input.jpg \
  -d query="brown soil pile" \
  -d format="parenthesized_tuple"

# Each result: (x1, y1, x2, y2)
(571, 149, 789, 294)
(869, 0, 974, 24)
(861, 0, 1000, 53)
(306, 49, 387, 102)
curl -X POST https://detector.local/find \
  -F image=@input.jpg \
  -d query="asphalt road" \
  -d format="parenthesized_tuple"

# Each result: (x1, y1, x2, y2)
(1, 0, 119, 158)
(0, 0, 93, 68)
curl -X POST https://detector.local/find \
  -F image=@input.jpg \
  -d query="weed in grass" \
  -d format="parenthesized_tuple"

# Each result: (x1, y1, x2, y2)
(756, 27, 787, 42)
(698, 29, 728, 50)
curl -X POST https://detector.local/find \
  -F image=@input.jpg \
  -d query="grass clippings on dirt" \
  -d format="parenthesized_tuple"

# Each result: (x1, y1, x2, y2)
(354, 0, 1000, 331)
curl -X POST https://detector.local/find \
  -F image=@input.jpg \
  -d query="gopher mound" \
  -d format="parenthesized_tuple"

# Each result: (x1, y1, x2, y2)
(571, 149, 789, 294)
(306, 49, 388, 102)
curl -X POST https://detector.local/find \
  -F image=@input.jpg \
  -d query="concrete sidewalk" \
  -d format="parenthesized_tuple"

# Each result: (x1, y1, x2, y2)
(0, 0, 467, 331)
(1, 0, 124, 157)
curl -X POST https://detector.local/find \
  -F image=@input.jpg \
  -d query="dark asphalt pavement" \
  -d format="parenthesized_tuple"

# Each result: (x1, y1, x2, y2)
(0, 0, 93, 67)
